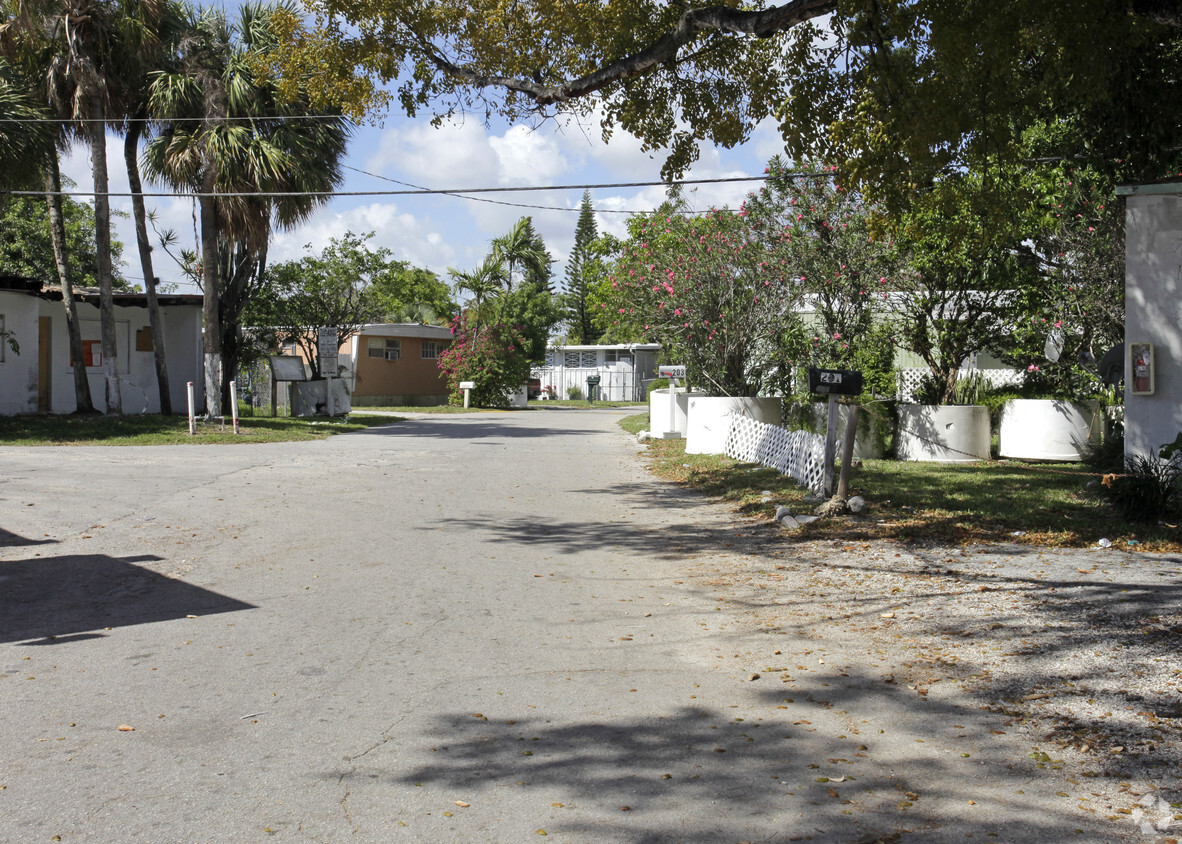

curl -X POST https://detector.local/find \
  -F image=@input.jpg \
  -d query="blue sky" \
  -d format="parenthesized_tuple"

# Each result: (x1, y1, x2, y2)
(61, 107, 787, 298)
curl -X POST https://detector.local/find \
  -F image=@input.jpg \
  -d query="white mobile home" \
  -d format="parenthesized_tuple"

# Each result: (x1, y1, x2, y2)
(534, 343, 662, 401)
(0, 276, 203, 415)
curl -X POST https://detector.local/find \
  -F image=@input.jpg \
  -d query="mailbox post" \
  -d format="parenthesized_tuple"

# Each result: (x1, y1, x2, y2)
(808, 368, 863, 497)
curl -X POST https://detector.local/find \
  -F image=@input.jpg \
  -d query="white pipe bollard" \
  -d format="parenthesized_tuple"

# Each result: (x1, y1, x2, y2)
(230, 380, 240, 434)
(187, 381, 197, 435)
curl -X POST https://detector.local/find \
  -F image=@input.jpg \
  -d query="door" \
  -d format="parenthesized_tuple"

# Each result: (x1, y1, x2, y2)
(37, 316, 51, 411)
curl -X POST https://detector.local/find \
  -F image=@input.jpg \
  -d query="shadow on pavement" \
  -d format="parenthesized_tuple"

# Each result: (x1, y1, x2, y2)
(356, 420, 604, 440)
(0, 527, 57, 548)
(0, 552, 256, 645)
(364, 704, 1111, 842)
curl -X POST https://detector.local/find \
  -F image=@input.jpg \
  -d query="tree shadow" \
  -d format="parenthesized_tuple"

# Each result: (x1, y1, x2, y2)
(359, 699, 1117, 842)
(0, 552, 256, 645)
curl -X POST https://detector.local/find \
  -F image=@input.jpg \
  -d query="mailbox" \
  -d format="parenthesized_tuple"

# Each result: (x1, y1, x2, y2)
(808, 367, 863, 396)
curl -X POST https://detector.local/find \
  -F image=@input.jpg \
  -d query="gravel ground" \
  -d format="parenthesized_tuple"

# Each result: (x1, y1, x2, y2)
(676, 526, 1182, 839)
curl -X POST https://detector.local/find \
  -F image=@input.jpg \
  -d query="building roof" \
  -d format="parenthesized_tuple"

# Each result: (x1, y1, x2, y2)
(549, 343, 662, 352)
(356, 323, 454, 339)
(0, 275, 202, 308)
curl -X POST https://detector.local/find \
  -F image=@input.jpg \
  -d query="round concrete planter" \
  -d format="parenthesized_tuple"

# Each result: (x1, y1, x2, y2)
(999, 399, 1101, 461)
(895, 404, 990, 462)
(786, 401, 888, 460)
(685, 396, 782, 455)
(648, 387, 705, 438)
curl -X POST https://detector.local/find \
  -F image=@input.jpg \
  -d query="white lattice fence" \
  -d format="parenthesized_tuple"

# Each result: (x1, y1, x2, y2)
(896, 368, 1026, 402)
(725, 416, 830, 494)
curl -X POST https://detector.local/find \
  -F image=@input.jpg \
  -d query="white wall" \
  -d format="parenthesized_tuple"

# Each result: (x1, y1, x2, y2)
(40, 300, 203, 414)
(1123, 189, 1182, 457)
(0, 291, 41, 415)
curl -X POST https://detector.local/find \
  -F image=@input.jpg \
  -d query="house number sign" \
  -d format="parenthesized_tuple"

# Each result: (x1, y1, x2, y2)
(808, 367, 864, 396)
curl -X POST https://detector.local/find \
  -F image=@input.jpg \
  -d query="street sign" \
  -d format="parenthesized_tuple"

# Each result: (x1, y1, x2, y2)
(318, 328, 339, 372)
(808, 367, 863, 396)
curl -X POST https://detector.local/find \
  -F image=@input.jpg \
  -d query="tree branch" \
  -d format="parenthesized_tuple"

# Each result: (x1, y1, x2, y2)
(416, 0, 838, 105)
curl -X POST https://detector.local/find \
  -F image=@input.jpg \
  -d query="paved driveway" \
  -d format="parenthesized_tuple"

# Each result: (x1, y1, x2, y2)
(0, 409, 1138, 842)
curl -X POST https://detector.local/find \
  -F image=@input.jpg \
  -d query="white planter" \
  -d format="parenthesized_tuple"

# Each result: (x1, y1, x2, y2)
(999, 399, 1101, 461)
(685, 396, 782, 455)
(895, 404, 990, 462)
(648, 387, 705, 438)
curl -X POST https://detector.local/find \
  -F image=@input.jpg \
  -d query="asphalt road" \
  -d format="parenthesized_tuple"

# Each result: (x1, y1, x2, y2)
(0, 409, 1138, 842)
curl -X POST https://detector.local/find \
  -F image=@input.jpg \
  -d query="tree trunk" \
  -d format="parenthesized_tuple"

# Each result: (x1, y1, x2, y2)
(198, 179, 222, 417)
(44, 158, 96, 414)
(124, 124, 172, 414)
(88, 95, 122, 415)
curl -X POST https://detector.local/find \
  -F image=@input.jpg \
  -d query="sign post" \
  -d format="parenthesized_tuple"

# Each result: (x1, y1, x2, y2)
(459, 380, 476, 409)
(318, 328, 339, 416)
(657, 364, 687, 438)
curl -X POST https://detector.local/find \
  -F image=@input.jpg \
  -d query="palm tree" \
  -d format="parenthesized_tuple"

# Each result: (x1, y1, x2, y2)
(144, 1, 350, 415)
(492, 217, 552, 292)
(1, 0, 169, 414)
(0, 24, 96, 412)
(449, 255, 507, 332)
(118, 0, 186, 414)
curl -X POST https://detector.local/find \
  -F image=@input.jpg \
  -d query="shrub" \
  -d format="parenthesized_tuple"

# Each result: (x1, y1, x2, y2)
(1099, 453, 1181, 522)
(437, 312, 532, 407)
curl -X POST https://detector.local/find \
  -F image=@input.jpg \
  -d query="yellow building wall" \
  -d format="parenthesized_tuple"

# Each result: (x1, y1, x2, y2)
(351, 334, 451, 405)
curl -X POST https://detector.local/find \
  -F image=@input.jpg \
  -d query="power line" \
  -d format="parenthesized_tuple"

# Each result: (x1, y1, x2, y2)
(3, 174, 779, 200)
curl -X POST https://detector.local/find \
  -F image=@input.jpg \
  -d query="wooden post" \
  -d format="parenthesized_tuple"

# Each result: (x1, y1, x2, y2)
(835, 403, 860, 500)
(822, 395, 839, 496)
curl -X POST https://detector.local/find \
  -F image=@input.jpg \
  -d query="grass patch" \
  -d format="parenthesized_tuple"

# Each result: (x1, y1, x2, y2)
(0, 413, 402, 446)
(627, 425, 1182, 551)
(619, 412, 649, 436)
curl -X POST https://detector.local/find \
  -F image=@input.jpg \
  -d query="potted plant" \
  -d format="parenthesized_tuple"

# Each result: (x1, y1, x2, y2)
(990, 172, 1123, 461)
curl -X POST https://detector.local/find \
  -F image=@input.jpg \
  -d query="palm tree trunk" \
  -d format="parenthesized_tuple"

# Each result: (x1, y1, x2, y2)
(124, 124, 172, 414)
(198, 176, 223, 417)
(88, 95, 122, 415)
(44, 157, 96, 414)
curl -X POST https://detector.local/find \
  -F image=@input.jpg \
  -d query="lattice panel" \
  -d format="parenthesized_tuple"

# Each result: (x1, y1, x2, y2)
(725, 416, 830, 494)
(895, 368, 1026, 402)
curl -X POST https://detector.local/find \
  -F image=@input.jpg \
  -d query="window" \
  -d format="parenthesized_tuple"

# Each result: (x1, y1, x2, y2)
(563, 351, 581, 368)
(367, 337, 400, 360)
(564, 350, 598, 367)
(421, 340, 445, 359)
(605, 349, 634, 366)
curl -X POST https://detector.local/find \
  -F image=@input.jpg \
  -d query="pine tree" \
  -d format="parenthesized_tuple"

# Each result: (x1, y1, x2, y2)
(565, 190, 599, 343)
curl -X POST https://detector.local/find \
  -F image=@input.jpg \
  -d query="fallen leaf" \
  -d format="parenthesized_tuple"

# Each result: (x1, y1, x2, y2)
(117, 724, 135, 732)
(454, 801, 469, 808)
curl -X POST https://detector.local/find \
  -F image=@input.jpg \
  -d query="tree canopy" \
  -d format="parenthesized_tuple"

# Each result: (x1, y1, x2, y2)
(0, 193, 130, 290)
(273, 1, 1182, 188)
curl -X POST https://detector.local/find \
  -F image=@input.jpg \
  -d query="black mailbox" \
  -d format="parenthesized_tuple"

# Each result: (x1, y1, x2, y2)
(808, 367, 863, 396)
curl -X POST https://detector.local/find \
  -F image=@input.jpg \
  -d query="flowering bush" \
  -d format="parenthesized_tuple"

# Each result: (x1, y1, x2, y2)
(437, 311, 532, 406)
(993, 169, 1124, 399)
(745, 157, 902, 395)
(599, 199, 807, 396)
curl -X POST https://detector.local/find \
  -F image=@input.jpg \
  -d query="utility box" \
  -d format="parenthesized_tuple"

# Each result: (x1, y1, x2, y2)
(586, 374, 601, 401)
